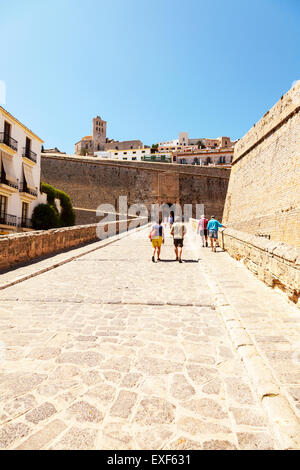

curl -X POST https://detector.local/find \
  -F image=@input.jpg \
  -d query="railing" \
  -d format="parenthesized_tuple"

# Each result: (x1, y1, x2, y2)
(0, 173, 19, 190)
(22, 147, 37, 163)
(18, 217, 32, 229)
(142, 156, 171, 163)
(0, 212, 17, 226)
(0, 132, 18, 152)
(19, 182, 38, 197)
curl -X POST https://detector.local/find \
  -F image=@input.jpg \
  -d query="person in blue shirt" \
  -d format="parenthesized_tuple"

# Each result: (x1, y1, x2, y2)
(207, 216, 226, 252)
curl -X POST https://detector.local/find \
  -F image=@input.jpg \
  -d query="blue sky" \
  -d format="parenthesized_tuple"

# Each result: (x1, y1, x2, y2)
(1, 0, 299, 152)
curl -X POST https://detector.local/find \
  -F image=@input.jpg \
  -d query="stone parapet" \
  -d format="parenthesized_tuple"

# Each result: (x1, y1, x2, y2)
(218, 228, 300, 307)
(223, 82, 300, 248)
(234, 81, 300, 162)
(0, 218, 147, 271)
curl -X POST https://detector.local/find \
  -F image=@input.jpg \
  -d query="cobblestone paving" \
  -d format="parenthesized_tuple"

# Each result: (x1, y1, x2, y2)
(199, 245, 300, 425)
(0, 227, 297, 449)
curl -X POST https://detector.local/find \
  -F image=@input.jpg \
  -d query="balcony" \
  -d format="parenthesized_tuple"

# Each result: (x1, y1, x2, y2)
(17, 217, 32, 229)
(0, 173, 19, 190)
(0, 132, 18, 152)
(22, 147, 37, 163)
(19, 182, 38, 197)
(0, 212, 17, 227)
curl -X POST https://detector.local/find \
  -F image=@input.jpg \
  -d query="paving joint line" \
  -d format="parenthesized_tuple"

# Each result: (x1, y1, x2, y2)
(0, 298, 215, 308)
(200, 258, 300, 450)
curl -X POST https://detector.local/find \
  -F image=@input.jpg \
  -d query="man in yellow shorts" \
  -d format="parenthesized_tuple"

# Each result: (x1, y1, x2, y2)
(149, 217, 165, 262)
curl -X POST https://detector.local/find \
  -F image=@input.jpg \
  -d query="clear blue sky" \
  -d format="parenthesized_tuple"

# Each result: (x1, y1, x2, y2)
(1, 0, 299, 152)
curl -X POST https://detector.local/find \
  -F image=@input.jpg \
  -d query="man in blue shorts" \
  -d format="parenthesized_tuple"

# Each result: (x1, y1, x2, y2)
(207, 216, 226, 252)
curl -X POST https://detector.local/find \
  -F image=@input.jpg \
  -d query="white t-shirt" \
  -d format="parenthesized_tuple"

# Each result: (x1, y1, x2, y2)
(172, 222, 186, 239)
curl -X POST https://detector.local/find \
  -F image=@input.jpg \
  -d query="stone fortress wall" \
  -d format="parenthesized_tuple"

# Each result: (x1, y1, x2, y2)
(223, 81, 300, 248)
(41, 156, 230, 224)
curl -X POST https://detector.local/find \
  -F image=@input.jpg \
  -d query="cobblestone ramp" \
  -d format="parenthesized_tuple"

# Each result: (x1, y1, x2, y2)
(0, 227, 299, 449)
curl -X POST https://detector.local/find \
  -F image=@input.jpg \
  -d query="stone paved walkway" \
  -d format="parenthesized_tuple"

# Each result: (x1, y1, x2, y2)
(0, 226, 299, 449)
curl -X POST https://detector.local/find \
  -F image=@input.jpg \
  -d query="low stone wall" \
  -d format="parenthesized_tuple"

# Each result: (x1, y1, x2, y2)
(219, 228, 300, 307)
(0, 218, 147, 271)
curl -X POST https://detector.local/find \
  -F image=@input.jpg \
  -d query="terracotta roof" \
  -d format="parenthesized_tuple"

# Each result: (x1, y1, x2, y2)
(82, 135, 92, 141)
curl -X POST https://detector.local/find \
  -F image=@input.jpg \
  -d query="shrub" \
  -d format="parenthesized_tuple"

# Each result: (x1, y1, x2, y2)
(40, 182, 76, 228)
(41, 182, 56, 205)
(32, 204, 60, 230)
(55, 188, 76, 227)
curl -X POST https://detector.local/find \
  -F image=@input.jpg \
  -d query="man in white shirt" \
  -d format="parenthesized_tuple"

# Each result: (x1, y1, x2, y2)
(170, 216, 187, 263)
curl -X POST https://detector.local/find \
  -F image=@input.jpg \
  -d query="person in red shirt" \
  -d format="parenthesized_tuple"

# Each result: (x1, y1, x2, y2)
(197, 215, 209, 247)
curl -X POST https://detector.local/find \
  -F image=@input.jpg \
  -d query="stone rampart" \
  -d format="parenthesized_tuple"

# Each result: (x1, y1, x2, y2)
(41, 156, 230, 224)
(223, 82, 300, 247)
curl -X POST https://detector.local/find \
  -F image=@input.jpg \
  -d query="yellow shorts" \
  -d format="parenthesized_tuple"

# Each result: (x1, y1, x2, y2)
(151, 236, 163, 248)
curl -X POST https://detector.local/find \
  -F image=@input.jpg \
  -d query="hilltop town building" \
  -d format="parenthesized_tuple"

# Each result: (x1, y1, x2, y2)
(158, 132, 236, 152)
(173, 147, 234, 166)
(0, 106, 44, 234)
(94, 148, 172, 163)
(75, 116, 143, 155)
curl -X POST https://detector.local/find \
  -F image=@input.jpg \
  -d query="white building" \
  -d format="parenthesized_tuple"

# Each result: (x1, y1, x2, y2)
(95, 148, 151, 161)
(0, 106, 44, 234)
(94, 148, 172, 163)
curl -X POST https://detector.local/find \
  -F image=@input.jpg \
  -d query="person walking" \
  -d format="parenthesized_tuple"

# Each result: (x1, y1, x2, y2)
(207, 215, 226, 252)
(170, 216, 187, 263)
(197, 214, 209, 247)
(168, 214, 174, 228)
(149, 217, 165, 262)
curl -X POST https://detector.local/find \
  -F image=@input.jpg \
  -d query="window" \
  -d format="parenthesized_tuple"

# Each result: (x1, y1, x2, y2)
(0, 195, 7, 219)
(123, 157, 127, 160)
(4, 121, 11, 145)
(25, 137, 31, 156)
(142, 151, 145, 153)
(133, 151, 136, 154)
(124, 152, 127, 155)
(132, 157, 137, 160)
(22, 202, 29, 221)
(114, 153, 118, 155)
